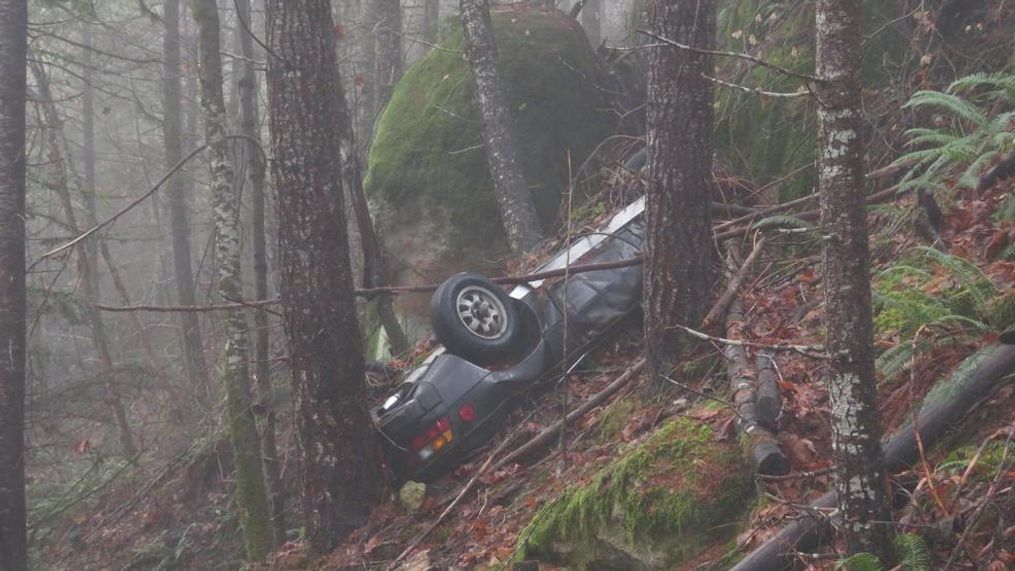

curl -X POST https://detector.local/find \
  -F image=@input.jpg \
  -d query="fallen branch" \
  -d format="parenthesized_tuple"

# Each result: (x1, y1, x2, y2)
(723, 270, 789, 476)
(489, 359, 645, 474)
(671, 323, 828, 359)
(390, 424, 522, 568)
(637, 29, 823, 83)
(702, 235, 767, 329)
(95, 256, 647, 312)
(730, 344, 1015, 571)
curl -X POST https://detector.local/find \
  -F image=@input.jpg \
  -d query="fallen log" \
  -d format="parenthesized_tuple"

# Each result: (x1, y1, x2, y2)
(754, 351, 782, 430)
(730, 343, 1015, 571)
(726, 296, 790, 477)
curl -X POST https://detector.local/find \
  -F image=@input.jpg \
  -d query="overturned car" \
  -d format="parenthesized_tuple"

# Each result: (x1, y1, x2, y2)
(371, 193, 647, 484)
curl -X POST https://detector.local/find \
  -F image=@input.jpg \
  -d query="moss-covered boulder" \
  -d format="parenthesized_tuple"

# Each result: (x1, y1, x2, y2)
(516, 417, 754, 570)
(365, 7, 614, 313)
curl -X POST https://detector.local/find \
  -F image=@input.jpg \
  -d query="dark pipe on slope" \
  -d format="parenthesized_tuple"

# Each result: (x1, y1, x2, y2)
(730, 343, 1015, 571)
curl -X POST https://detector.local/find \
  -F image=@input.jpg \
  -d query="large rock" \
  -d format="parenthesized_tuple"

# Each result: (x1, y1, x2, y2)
(365, 6, 614, 320)
(516, 417, 754, 570)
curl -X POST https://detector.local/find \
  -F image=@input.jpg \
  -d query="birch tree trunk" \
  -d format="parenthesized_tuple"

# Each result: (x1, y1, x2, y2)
(190, 0, 273, 560)
(264, 0, 383, 554)
(460, 0, 544, 254)
(0, 0, 27, 567)
(643, 0, 714, 383)
(165, 0, 212, 395)
(815, 0, 894, 561)
(232, 0, 286, 547)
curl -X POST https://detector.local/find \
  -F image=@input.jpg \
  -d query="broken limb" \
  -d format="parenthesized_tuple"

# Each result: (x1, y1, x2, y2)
(724, 291, 789, 476)
(670, 323, 828, 359)
(730, 344, 1015, 571)
(95, 256, 647, 312)
(637, 29, 823, 83)
(702, 235, 767, 329)
(488, 359, 645, 474)
(391, 422, 522, 568)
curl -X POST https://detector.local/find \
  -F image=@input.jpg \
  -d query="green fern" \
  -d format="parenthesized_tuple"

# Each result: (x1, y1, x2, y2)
(895, 533, 932, 571)
(896, 72, 1015, 194)
(838, 552, 884, 571)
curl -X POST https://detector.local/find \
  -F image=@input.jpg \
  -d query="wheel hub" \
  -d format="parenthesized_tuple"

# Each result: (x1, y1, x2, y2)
(456, 286, 507, 339)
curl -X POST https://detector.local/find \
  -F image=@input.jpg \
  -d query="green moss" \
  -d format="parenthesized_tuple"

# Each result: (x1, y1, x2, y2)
(595, 397, 636, 443)
(517, 417, 753, 569)
(365, 7, 614, 259)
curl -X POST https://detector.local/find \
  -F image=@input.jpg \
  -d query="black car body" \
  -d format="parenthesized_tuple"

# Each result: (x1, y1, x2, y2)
(372, 195, 647, 483)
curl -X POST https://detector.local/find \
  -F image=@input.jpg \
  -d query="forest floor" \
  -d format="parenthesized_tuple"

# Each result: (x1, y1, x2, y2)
(43, 168, 1014, 571)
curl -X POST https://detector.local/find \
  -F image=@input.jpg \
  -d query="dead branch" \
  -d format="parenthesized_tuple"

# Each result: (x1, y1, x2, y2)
(95, 256, 646, 312)
(670, 323, 828, 359)
(489, 359, 645, 474)
(702, 235, 767, 329)
(637, 29, 823, 83)
(723, 269, 789, 476)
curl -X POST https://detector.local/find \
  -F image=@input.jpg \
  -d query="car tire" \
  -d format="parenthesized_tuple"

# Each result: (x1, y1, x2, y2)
(430, 273, 523, 364)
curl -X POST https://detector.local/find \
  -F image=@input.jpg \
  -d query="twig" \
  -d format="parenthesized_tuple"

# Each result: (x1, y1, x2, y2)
(702, 235, 767, 328)
(490, 359, 645, 474)
(232, 0, 286, 63)
(703, 73, 809, 98)
(95, 256, 646, 311)
(390, 427, 519, 567)
(661, 375, 742, 418)
(670, 323, 828, 359)
(756, 466, 836, 481)
(637, 29, 823, 83)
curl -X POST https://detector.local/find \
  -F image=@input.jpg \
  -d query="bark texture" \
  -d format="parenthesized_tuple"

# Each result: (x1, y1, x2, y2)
(371, 0, 403, 110)
(0, 1, 27, 568)
(643, 0, 715, 382)
(815, 0, 894, 560)
(460, 0, 544, 254)
(190, 0, 273, 560)
(232, 0, 286, 547)
(164, 0, 212, 395)
(265, 0, 383, 554)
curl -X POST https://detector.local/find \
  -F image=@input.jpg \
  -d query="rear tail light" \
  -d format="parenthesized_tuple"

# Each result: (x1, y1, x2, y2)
(408, 416, 453, 460)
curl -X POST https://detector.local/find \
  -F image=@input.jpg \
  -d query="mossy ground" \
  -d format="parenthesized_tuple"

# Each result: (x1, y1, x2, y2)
(365, 7, 614, 270)
(516, 416, 753, 569)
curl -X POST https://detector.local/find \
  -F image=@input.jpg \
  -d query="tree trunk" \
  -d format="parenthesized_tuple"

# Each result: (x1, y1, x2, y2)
(581, 0, 602, 48)
(642, 0, 714, 383)
(165, 0, 213, 396)
(30, 58, 138, 459)
(460, 0, 544, 254)
(0, 1, 27, 567)
(815, 0, 894, 561)
(424, 0, 439, 44)
(190, 0, 273, 560)
(232, 0, 286, 548)
(371, 0, 403, 112)
(265, 0, 384, 554)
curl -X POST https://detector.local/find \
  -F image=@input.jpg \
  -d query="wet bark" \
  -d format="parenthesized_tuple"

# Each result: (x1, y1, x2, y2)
(264, 0, 384, 554)
(190, 0, 273, 560)
(815, 0, 894, 560)
(30, 58, 137, 459)
(580, 0, 602, 48)
(370, 0, 403, 111)
(642, 0, 714, 383)
(424, 0, 439, 43)
(0, 1, 27, 567)
(232, 0, 286, 547)
(460, 0, 544, 254)
(164, 0, 212, 396)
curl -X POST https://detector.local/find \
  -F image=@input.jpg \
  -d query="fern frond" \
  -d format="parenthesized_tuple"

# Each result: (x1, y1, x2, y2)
(904, 90, 988, 128)
(838, 553, 884, 571)
(949, 72, 1015, 103)
(895, 533, 932, 571)
(915, 247, 997, 307)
